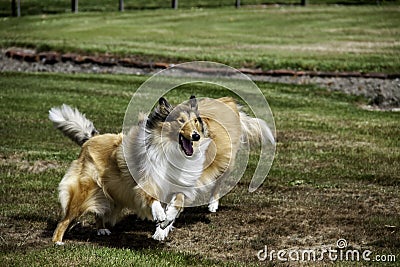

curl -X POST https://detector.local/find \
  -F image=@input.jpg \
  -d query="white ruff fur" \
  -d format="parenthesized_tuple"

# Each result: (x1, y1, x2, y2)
(134, 124, 212, 203)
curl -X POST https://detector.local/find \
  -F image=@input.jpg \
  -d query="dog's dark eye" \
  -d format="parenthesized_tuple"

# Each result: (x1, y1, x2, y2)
(194, 119, 198, 123)
(179, 118, 185, 124)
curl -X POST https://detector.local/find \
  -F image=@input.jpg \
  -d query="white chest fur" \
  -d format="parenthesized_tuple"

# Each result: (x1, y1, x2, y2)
(126, 124, 212, 204)
(146, 137, 211, 202)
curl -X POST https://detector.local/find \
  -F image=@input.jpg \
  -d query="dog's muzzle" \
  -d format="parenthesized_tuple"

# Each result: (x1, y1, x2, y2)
(179, 131, 200, 157)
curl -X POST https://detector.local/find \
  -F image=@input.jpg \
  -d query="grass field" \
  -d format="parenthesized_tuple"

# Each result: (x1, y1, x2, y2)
(0, 2, 399, 265)
(1, 6, 400, 73)
(0, 72, 399, 265)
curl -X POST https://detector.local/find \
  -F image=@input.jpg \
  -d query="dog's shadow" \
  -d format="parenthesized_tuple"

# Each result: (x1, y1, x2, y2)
(45, 206, 217, 250)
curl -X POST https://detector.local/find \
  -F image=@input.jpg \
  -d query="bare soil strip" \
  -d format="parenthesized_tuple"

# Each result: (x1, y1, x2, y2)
(2, 48, 400, 109)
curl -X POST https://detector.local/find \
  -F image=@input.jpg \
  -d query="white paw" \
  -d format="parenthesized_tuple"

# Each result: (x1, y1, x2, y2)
(151, 201, 166, 222)
(166, 205, 180, 221)
(152, 223, 174, 241)
(208, 199, 219, 213)
(55, 241, 65, 246)
(97, 228, 111, 236)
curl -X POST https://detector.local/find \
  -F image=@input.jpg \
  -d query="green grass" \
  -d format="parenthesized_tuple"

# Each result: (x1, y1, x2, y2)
(2, 245, 228, 267)
(1, 6, 399, 73)
(0, 72, 399, 265)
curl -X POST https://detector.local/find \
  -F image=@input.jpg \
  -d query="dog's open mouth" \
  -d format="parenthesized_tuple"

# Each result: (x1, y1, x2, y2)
(179, 133, 193, 156)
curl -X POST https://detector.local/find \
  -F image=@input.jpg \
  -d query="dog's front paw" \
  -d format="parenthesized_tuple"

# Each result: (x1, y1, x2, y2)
(152, 224, 174, 241)
(151, 201, 166, 222)
(54, 241, 65, 246)
(166, 204, 180, 221)
(160, 219, 174, 230)
(97, 228, 111, 236)
(208, 199, 219, 213)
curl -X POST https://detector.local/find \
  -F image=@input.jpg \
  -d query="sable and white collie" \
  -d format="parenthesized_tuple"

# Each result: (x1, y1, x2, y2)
(49, 96, 274, 244)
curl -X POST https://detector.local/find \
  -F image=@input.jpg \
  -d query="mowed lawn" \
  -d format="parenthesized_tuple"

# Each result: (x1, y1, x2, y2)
(0, 72, 399, 265)
(1, 6, 400, 73)
(0, 3, 399, 266)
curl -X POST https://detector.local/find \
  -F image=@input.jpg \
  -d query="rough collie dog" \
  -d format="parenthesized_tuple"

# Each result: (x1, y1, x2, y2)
(49, 96, 274, 244)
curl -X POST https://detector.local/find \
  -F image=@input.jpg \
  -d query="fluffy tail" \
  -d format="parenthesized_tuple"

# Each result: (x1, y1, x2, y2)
(239, 111, 275, 146)
(49, 104, 99, 146)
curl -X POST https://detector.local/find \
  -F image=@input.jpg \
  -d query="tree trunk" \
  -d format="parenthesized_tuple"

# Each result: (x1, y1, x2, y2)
(171, 0, 178, 9)
(235, 0, 240, 8)
(71, 0, 78, 13)
(11, 0, 21, 17)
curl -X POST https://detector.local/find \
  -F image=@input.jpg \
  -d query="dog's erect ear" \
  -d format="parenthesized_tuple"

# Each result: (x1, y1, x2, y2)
(146, 97, 173, 129)
(159, 97, 170, 107)
(159, 97, 171, 109)
(189, 95, 198, 111)
(158, 97, 172, 115)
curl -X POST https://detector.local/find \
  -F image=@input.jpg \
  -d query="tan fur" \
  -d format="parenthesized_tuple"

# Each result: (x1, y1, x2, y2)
(198, 97, 241, 187)
(52, 133, 156, 243)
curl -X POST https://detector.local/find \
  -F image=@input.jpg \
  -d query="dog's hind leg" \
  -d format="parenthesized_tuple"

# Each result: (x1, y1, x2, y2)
(52, 206, 81, 245)
(95, 204, 122, 236)
(96, 215, 111, 236)
(53, 183, 82, 245)
(53, 178, 101, 244)
(52, 217, 73, 245)
(208, 183, 220, 213)
(208, 163, 235, 213)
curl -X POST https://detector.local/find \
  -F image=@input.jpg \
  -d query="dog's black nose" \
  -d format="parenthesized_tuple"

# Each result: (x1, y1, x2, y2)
(192, 132, 200, 141)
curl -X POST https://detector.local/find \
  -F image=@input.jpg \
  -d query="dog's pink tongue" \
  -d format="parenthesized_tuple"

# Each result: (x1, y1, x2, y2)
(182, 138, 193, 156)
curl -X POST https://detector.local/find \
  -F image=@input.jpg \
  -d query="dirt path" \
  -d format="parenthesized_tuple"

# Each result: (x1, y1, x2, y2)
(1, 48, 400, 110)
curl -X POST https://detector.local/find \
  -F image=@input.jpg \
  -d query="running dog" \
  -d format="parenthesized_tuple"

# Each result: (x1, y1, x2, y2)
(49, 96, 274, 244)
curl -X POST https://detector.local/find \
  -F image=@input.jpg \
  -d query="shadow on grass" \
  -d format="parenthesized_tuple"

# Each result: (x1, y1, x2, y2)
(38, 206, 217, 250)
